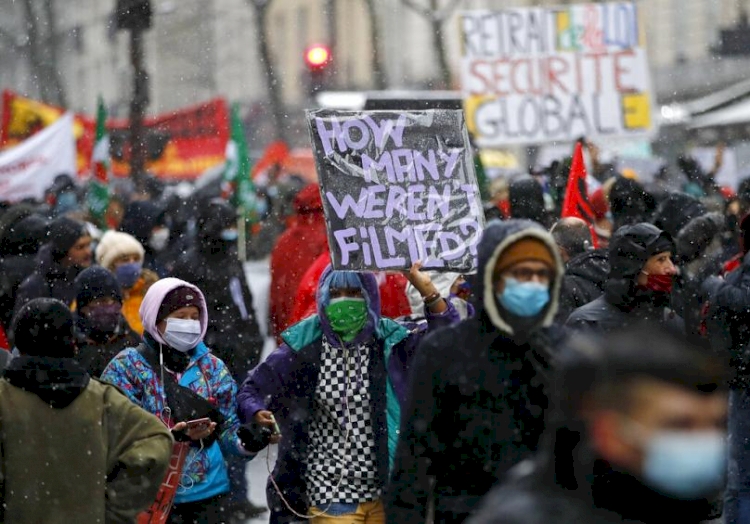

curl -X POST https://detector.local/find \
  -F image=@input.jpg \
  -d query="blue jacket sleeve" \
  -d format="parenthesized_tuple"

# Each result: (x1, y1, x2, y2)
(100, 350, 145, 408)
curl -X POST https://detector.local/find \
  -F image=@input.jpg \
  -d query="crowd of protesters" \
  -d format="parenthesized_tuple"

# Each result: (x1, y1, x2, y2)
(0, 139, 745, 524)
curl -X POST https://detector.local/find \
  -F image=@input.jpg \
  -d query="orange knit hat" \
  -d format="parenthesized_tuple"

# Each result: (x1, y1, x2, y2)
(495, 238, 556, 274)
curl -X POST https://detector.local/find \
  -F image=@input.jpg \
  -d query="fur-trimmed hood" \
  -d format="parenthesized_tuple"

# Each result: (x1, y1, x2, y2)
(478, 220, 564, 334)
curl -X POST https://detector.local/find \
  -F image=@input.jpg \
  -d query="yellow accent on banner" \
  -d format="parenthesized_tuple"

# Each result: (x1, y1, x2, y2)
(463, 94, 496, 137)
(556, 11, 571, 50)
(622, 92, 651, 130)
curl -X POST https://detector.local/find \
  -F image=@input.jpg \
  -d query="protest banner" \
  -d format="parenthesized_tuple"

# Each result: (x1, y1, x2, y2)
(460, 2, 655, 147)
(108, 98, 229, 180)
(1, 90, 95, 174)
(307, 109, 485, 272)
(0, 113, 76, 201)
(1, 91, 229, 180)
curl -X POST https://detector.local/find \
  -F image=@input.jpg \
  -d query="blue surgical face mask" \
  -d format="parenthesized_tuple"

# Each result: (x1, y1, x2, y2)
(641, 429, 726, 500)
(256, 198, 268, 218)
(115, 261, 142, 289)
(220, 229, 238, 242)
(497, 277, 550, 317)
(55, 191, 79, 215)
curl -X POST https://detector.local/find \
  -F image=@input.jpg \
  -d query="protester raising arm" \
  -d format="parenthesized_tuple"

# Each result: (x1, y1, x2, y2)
(237, 263, 459, 523)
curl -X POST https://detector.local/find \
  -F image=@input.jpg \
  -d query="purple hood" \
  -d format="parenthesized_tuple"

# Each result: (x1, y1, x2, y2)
(139, 277, 208, 346)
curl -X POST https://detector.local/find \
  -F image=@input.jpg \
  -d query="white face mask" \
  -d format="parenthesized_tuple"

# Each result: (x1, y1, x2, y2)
(162, 318, 202, 353)
(149, 228, 170, 251)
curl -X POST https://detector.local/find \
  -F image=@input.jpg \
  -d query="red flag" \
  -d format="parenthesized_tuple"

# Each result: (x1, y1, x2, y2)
(562, 141, 598, 246)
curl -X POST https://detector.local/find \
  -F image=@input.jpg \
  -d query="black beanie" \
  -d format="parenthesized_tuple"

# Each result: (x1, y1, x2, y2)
(12, 298, 76, 357)
(49, 217, 88, 261)
(75, 266, 123, 311)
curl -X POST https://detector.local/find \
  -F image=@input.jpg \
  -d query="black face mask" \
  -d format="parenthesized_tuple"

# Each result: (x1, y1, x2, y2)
(727, 214, 739, 233)
(81, 304, 121, 340)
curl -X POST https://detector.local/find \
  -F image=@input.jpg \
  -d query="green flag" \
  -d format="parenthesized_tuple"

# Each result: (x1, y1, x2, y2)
(87, 97, 110, 228)
(222, 103, 259, 222)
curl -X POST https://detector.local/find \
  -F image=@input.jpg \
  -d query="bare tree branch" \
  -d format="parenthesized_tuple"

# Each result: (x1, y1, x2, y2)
(244, 0, 287, 142)
(434, 0, 463, 22)
(401, 0, 458, 87)
(42, 0, 67, 106)
(401, 0, 432, 20)
(363, 0, 387, 89)
(401, 0, 463, 22)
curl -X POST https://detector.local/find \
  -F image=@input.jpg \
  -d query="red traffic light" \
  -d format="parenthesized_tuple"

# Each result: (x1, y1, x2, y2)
(305, 45, 331, 68)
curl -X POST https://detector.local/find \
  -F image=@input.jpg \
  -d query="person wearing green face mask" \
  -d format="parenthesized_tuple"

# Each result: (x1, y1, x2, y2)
(237, 263, 459, 524)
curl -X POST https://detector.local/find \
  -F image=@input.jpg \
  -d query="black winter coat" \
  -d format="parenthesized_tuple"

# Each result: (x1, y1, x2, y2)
(555, 250, 609, 323)
(566, 224, 684, 334)
(0, 254, 39, 330)
(703, 252, 750, 387)
(171, 242, 263, 380)
(386, 220, 565, 524)
(468, 432, 717, 524)
(14, 245, 82, 318)
(0, 212, 47, 330)
(565, 293, 683, 334)
(74, 316, 141, 378)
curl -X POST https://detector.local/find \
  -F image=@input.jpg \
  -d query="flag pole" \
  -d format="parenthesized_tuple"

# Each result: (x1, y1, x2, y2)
(238, 206, 247, 262)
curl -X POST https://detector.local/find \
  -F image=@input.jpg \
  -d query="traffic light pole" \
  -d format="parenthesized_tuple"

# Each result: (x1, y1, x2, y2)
(129, 27, 148, 189)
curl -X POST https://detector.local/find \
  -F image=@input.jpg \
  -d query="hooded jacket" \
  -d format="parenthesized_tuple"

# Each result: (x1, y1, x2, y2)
(13, 243, 84, 318)
(290, 251, 412, 324)
(566, 224, 683, 333)
(651, 192, 707, 239)
(119, 201, 168, 277)
(171, 202, 264, 379)
(555, 249, 609, 323)
(673, 213, 725, 344)
(0, 214, 47, 330)
(703, 250, 750, 387)
(0, 356, 173, 523)
(608, 178, 654, 233)
(237, 267, 459, 524)
(269, 184, 329, 341)
(385, 220, 565, 524)
(509, 177, 554, 227)
(101, 278, 250, 506)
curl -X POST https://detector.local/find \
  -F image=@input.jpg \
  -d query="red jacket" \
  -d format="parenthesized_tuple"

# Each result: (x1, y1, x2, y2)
(289, 251, 411, 326)
(269, 185, 329, 341)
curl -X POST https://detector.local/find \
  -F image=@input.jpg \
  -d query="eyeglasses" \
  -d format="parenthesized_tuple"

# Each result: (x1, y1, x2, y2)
(508, 267, 554, 282)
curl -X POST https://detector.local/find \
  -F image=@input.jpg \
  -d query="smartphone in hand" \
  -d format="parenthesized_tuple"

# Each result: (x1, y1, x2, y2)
(185, 417, 212, 433)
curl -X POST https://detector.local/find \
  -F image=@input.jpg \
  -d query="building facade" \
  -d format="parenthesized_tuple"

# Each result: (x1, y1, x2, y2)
(0, 0, 749, 140)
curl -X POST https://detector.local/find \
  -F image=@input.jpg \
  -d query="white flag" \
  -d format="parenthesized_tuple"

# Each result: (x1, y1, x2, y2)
(0, 113, 76, 201)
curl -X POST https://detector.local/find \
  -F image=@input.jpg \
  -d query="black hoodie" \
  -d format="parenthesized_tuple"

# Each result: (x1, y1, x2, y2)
(0, 214, 47, 330)
(556, 249, 609, 323)
(170, 200, 264, 380)
(566, 223, 684, 334)
(13, 244, 83, 319)
(386, 220, 566, 524)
